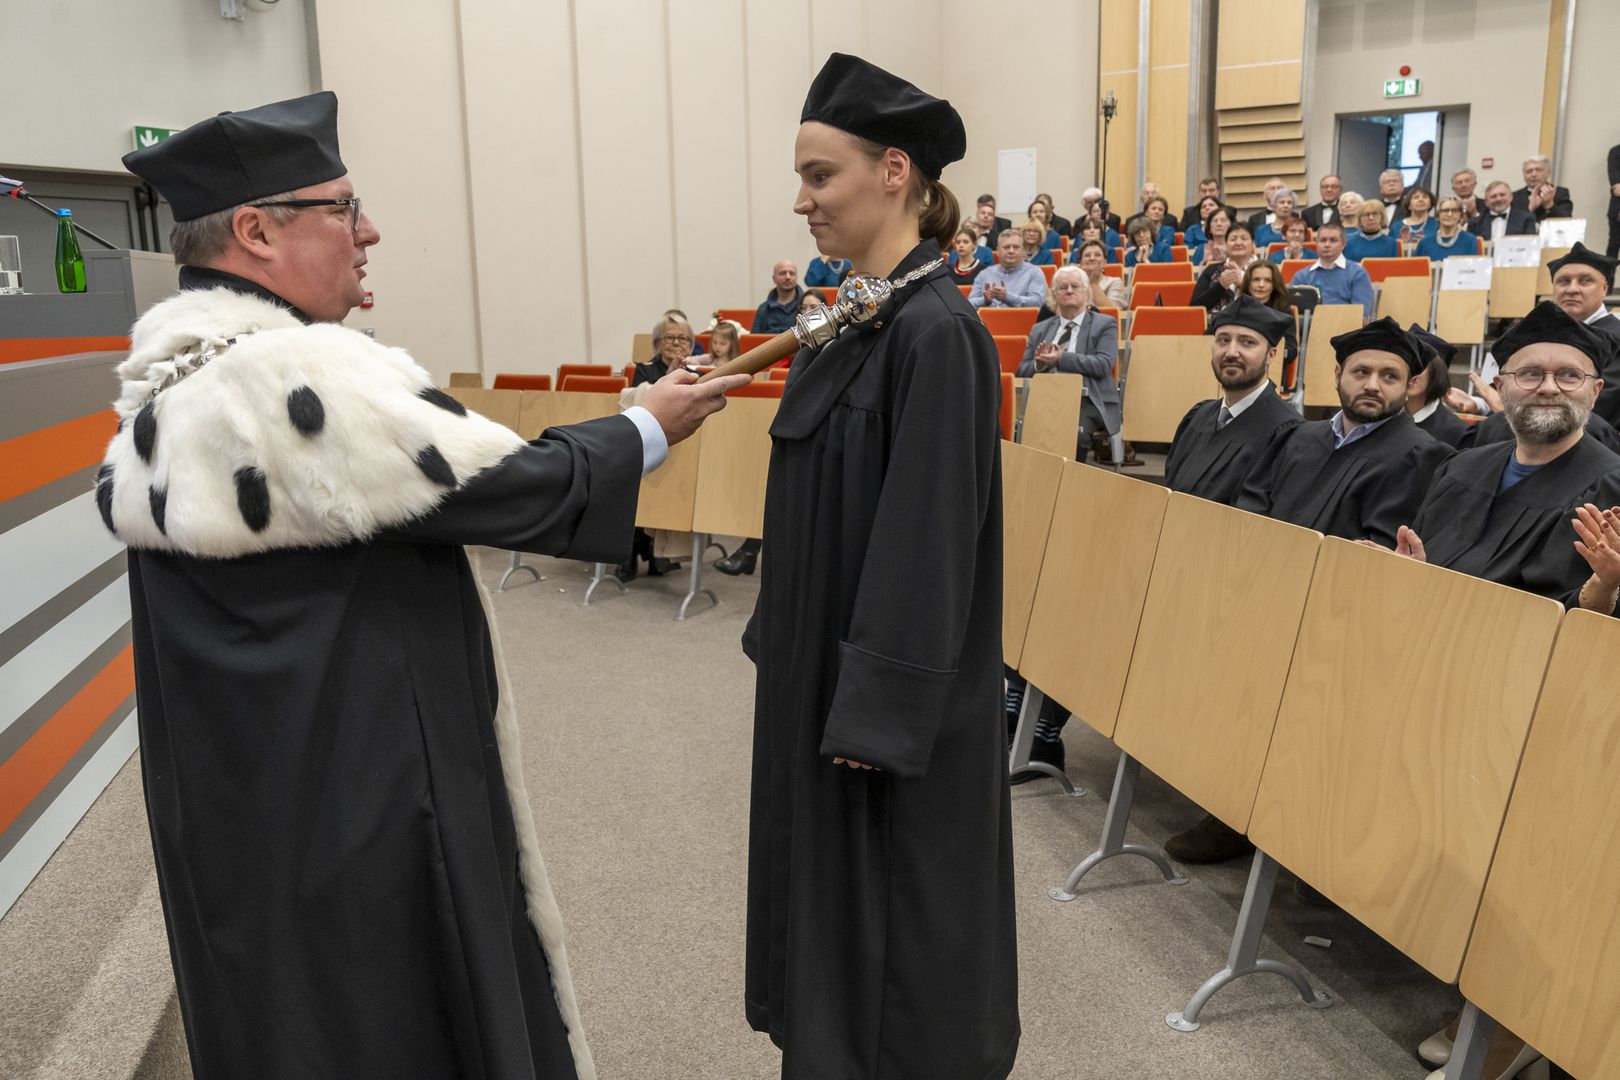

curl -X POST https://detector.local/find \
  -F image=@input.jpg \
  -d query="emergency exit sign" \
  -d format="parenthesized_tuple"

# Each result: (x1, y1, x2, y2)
(1383, 78, 1420, 99)
(132, 126, 183, 151)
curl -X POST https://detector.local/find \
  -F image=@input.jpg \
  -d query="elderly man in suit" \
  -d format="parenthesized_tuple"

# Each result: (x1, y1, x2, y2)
(1469, 180, 1539, 243)
(1015, 265, 1120, 462)
(1513, 154, 1573, 221)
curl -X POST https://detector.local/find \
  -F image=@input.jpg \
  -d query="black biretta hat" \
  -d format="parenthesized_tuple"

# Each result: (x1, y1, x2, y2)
(1330, 316, 1424, 374)
(122, 92, 346, 222)
(1407, 324, 1457, 364)
(1494, 300, 1611, 371)
(1546, 242, 1618, 289)
(1207, 295, 1293, 346)
(800, 53, 966, 180)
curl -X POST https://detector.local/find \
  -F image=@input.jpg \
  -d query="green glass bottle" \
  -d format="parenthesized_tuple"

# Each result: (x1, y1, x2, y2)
(55, 208, 86, 293)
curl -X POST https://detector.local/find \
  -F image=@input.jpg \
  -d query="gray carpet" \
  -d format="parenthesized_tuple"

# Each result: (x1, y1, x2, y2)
(1, 542, 1464, 1079)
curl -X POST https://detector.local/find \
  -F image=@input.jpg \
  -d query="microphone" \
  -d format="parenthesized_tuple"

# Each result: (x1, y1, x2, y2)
(0, 174, 118, 249)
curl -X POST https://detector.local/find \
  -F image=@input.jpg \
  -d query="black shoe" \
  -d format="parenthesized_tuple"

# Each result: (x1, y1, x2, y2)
(614, 559, 637, 584)
(1011, 738, 1065, 785)
(1163, 813, 1254, 864)
(647, 556, 677, 577)
(716, 540, 759, 576)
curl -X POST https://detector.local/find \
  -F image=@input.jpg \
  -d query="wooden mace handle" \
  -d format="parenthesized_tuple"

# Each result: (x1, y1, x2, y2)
(694, 328, 799, 384)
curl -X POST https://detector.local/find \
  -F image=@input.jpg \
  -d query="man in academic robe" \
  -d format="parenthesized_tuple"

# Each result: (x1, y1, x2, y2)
(1166, 318, 1453, 864)
(1406, 325, 1474, 448)
(1163, 295, 1302, 505)
(112, 92, 744, 1080)
(1390, 300, 1620, 610)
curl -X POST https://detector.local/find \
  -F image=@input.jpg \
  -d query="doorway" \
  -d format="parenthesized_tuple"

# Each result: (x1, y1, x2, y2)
(1334, 107, 1469, 200)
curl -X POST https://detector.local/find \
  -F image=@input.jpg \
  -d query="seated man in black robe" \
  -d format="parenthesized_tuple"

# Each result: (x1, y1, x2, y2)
(1164, 295, 1302, 504)
(1168, 318, 1453, 863)
(1388, 302, 1620, 608)
(1406, 325, 1474, 448)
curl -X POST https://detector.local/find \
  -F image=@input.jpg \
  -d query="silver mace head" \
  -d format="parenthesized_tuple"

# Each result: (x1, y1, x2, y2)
(792, 273, 893, 350)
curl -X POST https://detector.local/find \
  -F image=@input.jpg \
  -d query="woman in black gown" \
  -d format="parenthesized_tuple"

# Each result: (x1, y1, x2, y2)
(742, 53, 1019, 1080)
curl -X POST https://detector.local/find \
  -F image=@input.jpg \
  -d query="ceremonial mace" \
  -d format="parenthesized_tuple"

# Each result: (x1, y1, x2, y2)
(695, 259, 943, 384)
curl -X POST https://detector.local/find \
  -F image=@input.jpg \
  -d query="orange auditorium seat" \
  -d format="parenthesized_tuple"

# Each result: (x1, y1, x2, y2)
(1170, 245, 1189, 262)
(729, 379, 787, 398)
(491, 374, 552, 391)
(1129, 280, 1195, 308)
(768, 368, 793, 381)
(999, 371, 1014, 440)
(1129, 306, 1207, 338)
(622, 363, 636, 383)
(993, 335, 1027, 374)
(1101, 264, 1125, 279)
(559, 374, 627, 393)
(1039, 264, 1057, 284)
(958, 284, 973, 297)
(1280, 258, 1315, 284)
(1132, 263, 1194, 284)
(979, 307, 1040, 336)
(816, 287, 838, 303)
(556, 363, 612, 385)
(1359, 256, 1431, 283)
(718, 307, 757, 328)
(1174, 231, 1185, 244)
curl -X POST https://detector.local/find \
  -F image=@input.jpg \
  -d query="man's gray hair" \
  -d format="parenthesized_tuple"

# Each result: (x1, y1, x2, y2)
(1274, 186, 1297, 205)
(1485, 179, 1513, 194)
(1081, 186, 1102, 202)
(652, 314, 691, 342)
(1524, 153, 1551, 166)
(1378, 168, 1404, 183)
(169, 190, 300, 265)
(1452, 167, 1477, 181)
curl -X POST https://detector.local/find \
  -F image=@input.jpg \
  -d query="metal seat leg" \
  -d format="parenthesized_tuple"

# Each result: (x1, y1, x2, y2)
(1166, 850, 1332, 1032)
(1108, 432, 1126, 474)
(1444, 1002, 1500, 1080)
(1006, 684, 1084, 797)
(676, 533, 718, 621)
(1050, 751, 1185, 901)
(498, 550, 543, 591)
(581, 561, 626, 606)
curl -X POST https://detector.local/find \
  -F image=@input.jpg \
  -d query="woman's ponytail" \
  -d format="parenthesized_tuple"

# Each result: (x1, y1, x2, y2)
(918, 177, 960, 251)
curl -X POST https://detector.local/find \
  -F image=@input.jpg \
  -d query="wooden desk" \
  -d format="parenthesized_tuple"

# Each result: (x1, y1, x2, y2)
(1120, 335, 1215, 443)
(1019, 374, 1084, 459)
(446, 386, 522, 432)
(1375, 274, 1433, 329)
(1017, 465, 1168, 737)
(448, 372, 482, 388)
(637, 433, 701, 531)
(1301, 304, 1363, 408)
(1433, 289, 1489, 345)
(690, 397, 778, 538)
(1248, 539, 1562, 981)
(1460, 610, 1620, 1078)
(1537, 246, 1571, 295)
(1487, 266, 1536, 319)
(1000, 441, 1066, 668)
(1111, 497, 1320, 829)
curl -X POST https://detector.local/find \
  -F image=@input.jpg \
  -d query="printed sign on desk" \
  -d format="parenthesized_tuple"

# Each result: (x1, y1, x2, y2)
(1493, 236, 1541, 268)
(1440, 256, 1492, 291)
(1538, 218, 1586, 248)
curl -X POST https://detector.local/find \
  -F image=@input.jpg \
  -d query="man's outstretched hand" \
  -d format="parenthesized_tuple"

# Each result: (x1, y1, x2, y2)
(642, 369, 753, 445)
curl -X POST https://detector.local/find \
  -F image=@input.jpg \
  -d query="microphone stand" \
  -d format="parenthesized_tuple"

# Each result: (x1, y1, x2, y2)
(4, 187, 119, 250)
(1099, 93, 1117, 215)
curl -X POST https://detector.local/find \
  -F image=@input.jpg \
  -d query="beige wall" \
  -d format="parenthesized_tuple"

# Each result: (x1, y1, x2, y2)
(1560, 0, 1620, 251)
(1308, 0, 1551, 200)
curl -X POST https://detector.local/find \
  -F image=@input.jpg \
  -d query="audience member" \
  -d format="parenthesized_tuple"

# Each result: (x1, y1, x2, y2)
(804, 253, 852, 287)
(1142, 195, 1177, 243)
(1241, 262, 1298, 373)
(977, 192, 1012, 242)
(1190, 206, 1235, 266)
(1345, 202, 1399, 261)
(1245, 176, 1284, 232)
(1191, 222, 1260, 312)
(968, 229, 1047, 308)
(1404, 326, 1472, 448)
(1336, 190, 1365, 232)
(1290, 222, 1374, 318)
(1252, 187, 1299, 246)
(1415, 197, 1483, 260)
(968, 198, 1000, 249)
(620, 315, 693, 581)
(1122, 216, 1171, 267)
(1450, 168, 1481, 220)
(1164, 296, 1302, 505)
(1181, 195, 1224, 248)
(798, 291, 825, 312)
(1073, 218, 1120, 264)
(751, 260, 804, 333)
(948, 226, 994, 284)
(1412, 140, 1436, 192)
(1396, 186, 1436, 244)
(698, 320, 743, 367)
(1609, 142, 1620, 258)
(1035, 192, 1071, 237)
(1081, 201, 1123, 249)
(1073, 239, 1126, 308)
(1015, 266, 1120, 462)
(1021, 220, 1056, 266)
(1377, 169, 1406, 224)
(1179, 177, 1222, 235)
(1468, 180, 1538, 241)
(1138, 180, 1162, 214)
(1081, 186, 1121, 231)
(1027, 200, 1062, 249)
(1266, 217, 1315, 264)
(1302, 174, 1343, 229)
(1512, 154, 1573, 221)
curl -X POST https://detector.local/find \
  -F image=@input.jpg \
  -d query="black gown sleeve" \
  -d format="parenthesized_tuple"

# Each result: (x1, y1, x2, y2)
(1232, 422, 1298, 515)
(385, 414, 644, 563)
(818, 316, 1000, 779)
(1190, 265, 1229, 311)
(1359, 441, 1454, 549)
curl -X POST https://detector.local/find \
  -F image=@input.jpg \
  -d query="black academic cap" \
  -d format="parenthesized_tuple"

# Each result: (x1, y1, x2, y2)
(1493, 300, 1611, 371)
(1407, 324, 1457, 364)
(1330, 316, 1424, 374)
(800, 53, 965, 180)
(122, 92, 346, 222)
(1546, 241, 1618, 289)
(1207, 295, 1293, 346)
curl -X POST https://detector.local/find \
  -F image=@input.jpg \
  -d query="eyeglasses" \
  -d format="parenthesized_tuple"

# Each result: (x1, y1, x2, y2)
(661, 334, 693, 346)
(248, 197, 364, 233)
(1499, 366, 1598, 391)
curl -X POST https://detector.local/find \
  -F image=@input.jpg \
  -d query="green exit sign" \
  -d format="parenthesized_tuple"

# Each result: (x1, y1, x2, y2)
(131, 126, 183, 151)
(1383, 78, 1420, 98)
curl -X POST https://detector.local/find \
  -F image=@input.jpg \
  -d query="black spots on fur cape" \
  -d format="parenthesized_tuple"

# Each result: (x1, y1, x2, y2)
(149, 486, 168, 535)
(415, 445, 456, 487)
(234, 467, 271, 532)
(95, 464, 115, 532)
(133, 401, 158, 464)
(286, 386, 326, 436)
(418, 386, 467, 416)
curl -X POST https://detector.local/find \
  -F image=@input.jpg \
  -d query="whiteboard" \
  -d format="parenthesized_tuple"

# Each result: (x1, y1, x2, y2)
(998, 148, 1037, 216)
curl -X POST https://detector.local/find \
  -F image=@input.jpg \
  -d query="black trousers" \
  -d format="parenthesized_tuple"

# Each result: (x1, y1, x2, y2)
(1074, 399, 1110, 462)
(1607, 203, 1620, 259)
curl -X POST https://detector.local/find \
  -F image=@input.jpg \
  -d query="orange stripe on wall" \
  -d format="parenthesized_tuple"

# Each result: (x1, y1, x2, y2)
(0, 337, 130, 366)
(0, 644, 135, 837)
(0, 410, 120, 504)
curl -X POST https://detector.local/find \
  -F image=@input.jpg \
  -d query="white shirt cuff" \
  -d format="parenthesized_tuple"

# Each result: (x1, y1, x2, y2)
(623, 405, 669, 476)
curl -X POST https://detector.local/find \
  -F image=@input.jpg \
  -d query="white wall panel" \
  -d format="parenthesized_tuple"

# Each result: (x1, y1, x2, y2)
(744, 0, 816, 299)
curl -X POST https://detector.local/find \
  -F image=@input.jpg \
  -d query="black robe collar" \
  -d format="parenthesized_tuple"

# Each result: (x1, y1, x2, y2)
(178, 264, 315, 325)
(1170, 389, 1296, 498)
